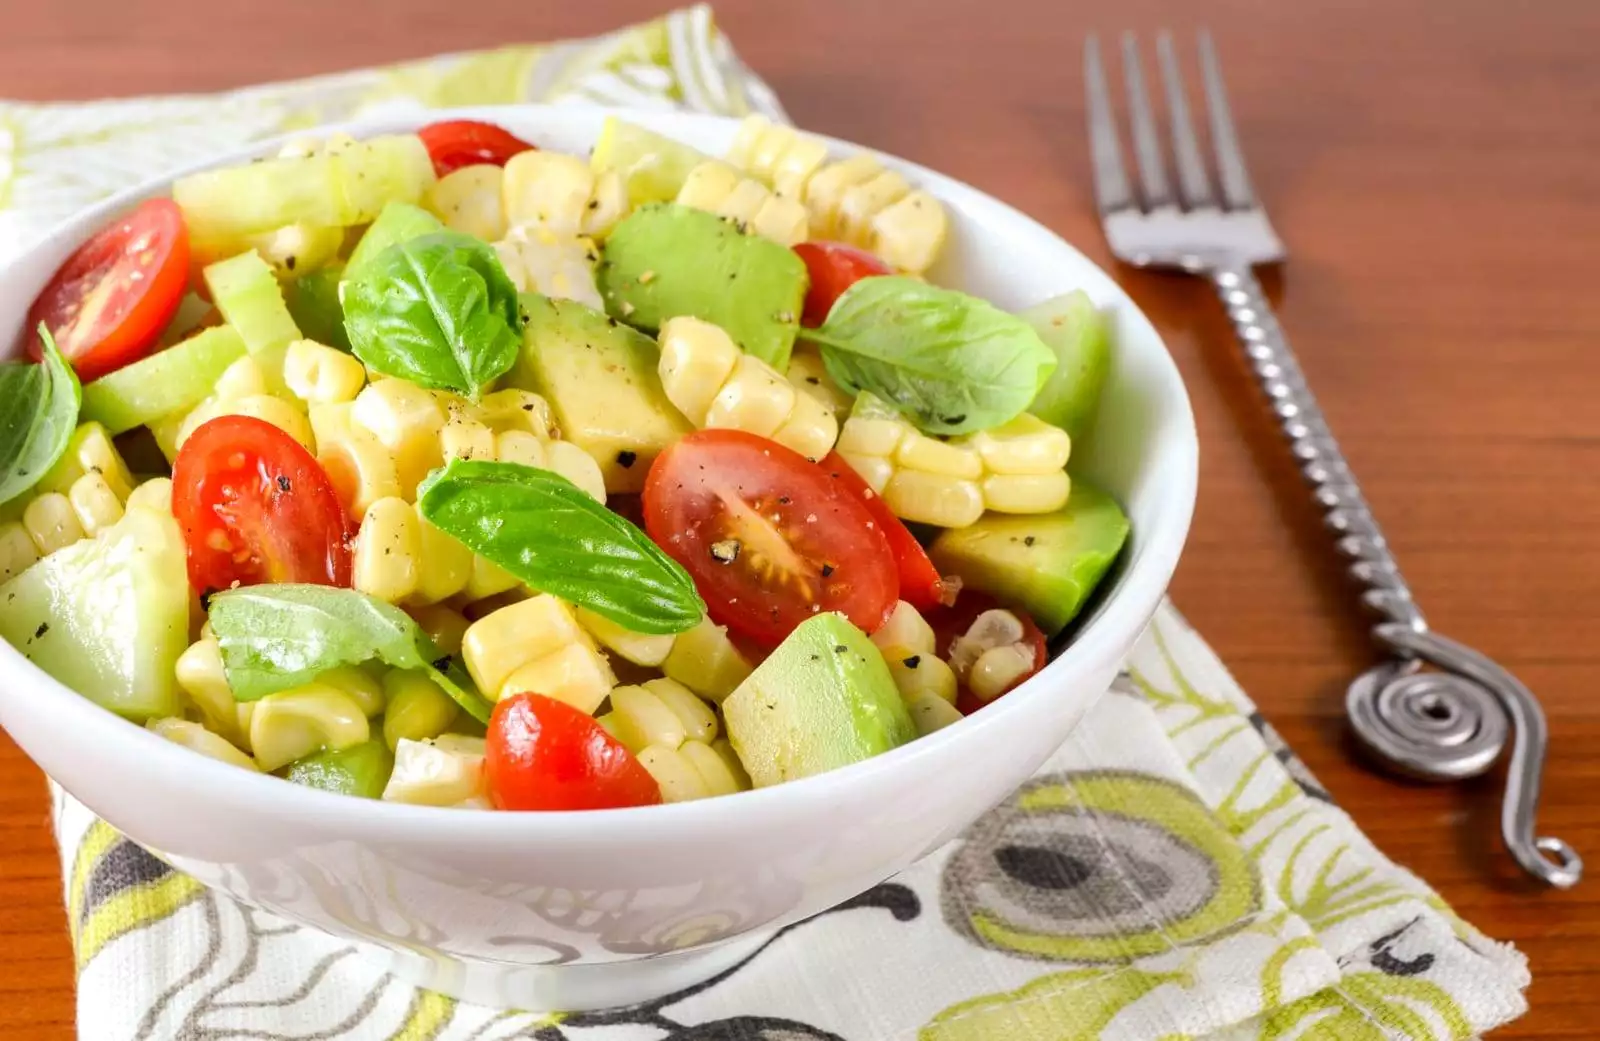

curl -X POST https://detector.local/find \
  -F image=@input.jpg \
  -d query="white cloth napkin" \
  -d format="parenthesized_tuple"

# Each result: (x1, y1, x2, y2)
(6, 7, 1530, 1038)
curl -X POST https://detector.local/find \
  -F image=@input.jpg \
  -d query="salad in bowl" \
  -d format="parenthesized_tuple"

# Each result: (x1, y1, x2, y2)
(0, 114, 1131, 814)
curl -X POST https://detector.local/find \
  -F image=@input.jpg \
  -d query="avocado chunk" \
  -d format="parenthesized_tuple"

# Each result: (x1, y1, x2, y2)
(509, 294, 692, 493)
(929, 482, 1130, 636)
(1023, 290, 1111, 443)
(283, 738, 395, 799)
(599, 204, 807, 370)
(0, 506, 189, 720)
(345, 200, 445, 279)
(723, 613, 916, 787)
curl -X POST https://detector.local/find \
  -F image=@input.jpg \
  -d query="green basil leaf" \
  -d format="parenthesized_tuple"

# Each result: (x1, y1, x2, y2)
(809, 276, 1057, 436)
(207, 583, 492, 722)
(417, 459, 705, 635)
(341, 231, 521, 399)
(0, 326, 83, 506)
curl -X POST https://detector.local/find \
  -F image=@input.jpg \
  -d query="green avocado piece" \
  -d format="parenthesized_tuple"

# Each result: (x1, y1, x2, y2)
(283, 262, 352, 352)
(723, 613, 916, 788)
(598, 204, 808, 370)
(929, 482, 1130, 636)
(345, 201, 445, 279)
(283, 738, 395, 799)
(509, 294, 693, 493)
(0, 506, 188, 720)
(1023, 290, 1111, 443)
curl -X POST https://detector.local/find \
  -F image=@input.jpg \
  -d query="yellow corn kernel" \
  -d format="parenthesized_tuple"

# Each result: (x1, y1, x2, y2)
(212, 394, 315, 453)
(283, 339, 366, 405)
(318, 428, 403, 520)
(353, 496, 421, 604)
(835, 452, 894, 495)
(804, 155, 881, 238)
(317, 665, 385, 718)
(676, 160, 743, 212)
(232, 222, 344, 279)
(969, 644, 1039, 702)
(350, 380, 446, 497)
(382, 671, 460, 750)
(0, 522, 40, 583)
(214, 356, 269, 401)
(885, 648, 958, 705)
(726, 115, 775, 174)
(583, 170, 630, 238)
(785, 347, 853, 416)
(479, 389, 557, 438)
(544, 440, 607, 503)
(175, 637, 244, 745)
(125, 478, 173, 515)
(680, 739, 750, 796)
(960, 413, 1072, 474)
(770, 387, 838, 461)
(493, 429, 547, 468)
(872, 601, 937, 657)
(836, 414, 909, 458)
(883, 470, 985, 528)
(871, 190, 949, 274)
(706, 354, 797, 439)
(410, 604, 471, 656)
(410, 517, 473, 606)
(307, 401, 351, 447)
(645, 678, 718, 743)
(67, 472, 123, 536)
(424, 163, 509, 242)
(981, 471, 1071, 515)
(440, 415, 496, 463)
(23, 492, 84, 555)
(383, 735, 486, 806)
(249, 684, 370, 772)
(503, 151, 595, 234)
(462, 594, 589, 696)
(907, 691, 963, 735)
(500, 643, 616, 714)
(39, 422, 135, 500)
(492, 226, 603, 310)
(147, 718, 260, 771)
(461, 555, 521, 602)
(606, 684, 688, 753)
(661, 618, 752, 702)
(895, 432, 983, 480)
(636, 744, 710, 803)
(658, 316, 743, 425)
(576, 606, 674, 666)
(235, 701, 256, 752)
(749, 194, 810, 246)
(728, 117, 830, 200)
(836, 169, 911, 246)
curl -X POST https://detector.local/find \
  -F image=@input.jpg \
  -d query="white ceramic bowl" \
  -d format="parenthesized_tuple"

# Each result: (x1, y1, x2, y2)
(0, 105, 1196, 1010)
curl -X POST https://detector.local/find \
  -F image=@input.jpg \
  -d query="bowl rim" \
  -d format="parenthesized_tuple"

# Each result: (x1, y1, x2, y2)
(0, 103, 1198, 839)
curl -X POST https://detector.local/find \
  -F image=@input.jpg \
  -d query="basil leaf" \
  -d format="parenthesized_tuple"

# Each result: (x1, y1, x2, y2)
(0, 326, 83, 506)
(417, 459, 705, 635)
(208, 583, 492, 722)
(808, 276, 1057, 436)
(341, 231, 521, 399)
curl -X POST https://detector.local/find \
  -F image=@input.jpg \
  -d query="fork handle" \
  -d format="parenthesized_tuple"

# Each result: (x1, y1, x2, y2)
(1210, 264, 1581, 889)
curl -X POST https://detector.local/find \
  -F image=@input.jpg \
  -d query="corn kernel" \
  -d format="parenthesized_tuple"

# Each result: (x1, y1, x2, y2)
(249, 684, 370, 772)
(23, 492, 84, 555)
(223, 395, 316, 453)
(479, 389, 556, 438)
(382, 671, 460, 750)
(383, 735, 486, 806)
(576, 606, 674, 666)
(410, 604, 470, 656)
(871, 601, 937, 657)
(804, 154, 880, 238)
(125, 478, 173, 514)
(39, 422, 135, 501)
(661, 618, 752, 702)
(981, 471, 1071, 515)
(583, 170, 630, 238)
(882, 470, 984, 528)
(907, 692, 963, 735)
(886, 649, 958, 705)
(353, 496, 421, 604)
(676, 160, 743, 212)
(948, 609, 1027, 678)
(214, 356, 269, 401)
(836, 416, 907, 458)
(318, 665, 385, 718)
(67, 472, 123, 536)
(960, 413, 1072, 474)
(644, 677, 718, 743)
(786, 347, 853, 415)
(319, 429, 403, 520)
(969, 643, 1039, 702)
(835, 452, 894, 495)
(175, 637, 243, 744)
(680, 739, 749, 796)
(493, 429, 547, 468)
(503, 151, 595, 234)
(148, 718, 260, 771)
(410, 517, 473, 606)
(636, 744, 709, 803)
(283, 339, 366, 405)
(544, 440, 607, 503)
(0, 522, 40, 583)
(440, 415, 496, 463)
(770, 388, 839, 461)
(606, 684, 689, 753)
(425, 163, 509, 242)
(500, 643, 616, 714)
(871, 190, 948, 274)
(461, 555, 521, 602)
(749, 195, 810, 246)
(659, 316, 741, 425)
(837, 169, 911, 245)
(895, 433, 983, 480)
(350, 380, 446, 497)
(462, 594, 589, 696)
(706, 354, 797, 438)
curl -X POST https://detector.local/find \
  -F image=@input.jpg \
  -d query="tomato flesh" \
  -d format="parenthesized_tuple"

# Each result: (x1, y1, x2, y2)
(487, 693, 662, 811)
(27, 198, 190, 382)
(928, 591, 1049, 714)
(417, 120, 536, 177)
(171, 416, 354, 594)
(792, 241, 892, 327)
(819, 452, 954, 611)
(643, 430, 899, 648)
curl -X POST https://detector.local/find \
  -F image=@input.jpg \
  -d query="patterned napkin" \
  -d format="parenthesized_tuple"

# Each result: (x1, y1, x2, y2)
(6, 7, 1531, 1039)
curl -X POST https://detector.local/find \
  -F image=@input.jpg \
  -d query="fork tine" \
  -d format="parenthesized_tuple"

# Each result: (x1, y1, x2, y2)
(1083, 35, 1133, 215)
(1120, 32, 1172, 208)
(1156, 31, 1214, 208)
(1198, 30, 1256, 209)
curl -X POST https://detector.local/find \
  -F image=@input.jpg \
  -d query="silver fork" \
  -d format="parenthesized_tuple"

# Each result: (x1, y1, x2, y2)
(1085, 30, 1581, 889)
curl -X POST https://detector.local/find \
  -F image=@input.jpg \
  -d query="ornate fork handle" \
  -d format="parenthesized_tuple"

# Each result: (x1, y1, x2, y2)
(1211, 264, 1582, 889)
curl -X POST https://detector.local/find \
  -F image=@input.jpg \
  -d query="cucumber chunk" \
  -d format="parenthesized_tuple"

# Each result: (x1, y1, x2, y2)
(591, 117, 711, 205)
(1023, 291, 1111, 443)
(0, 506, 189, 720)
(81, 326, 248, 435)
(204, 252, 302, 391)
(345, 201, 445, 279)
(283, 738, 394, 799)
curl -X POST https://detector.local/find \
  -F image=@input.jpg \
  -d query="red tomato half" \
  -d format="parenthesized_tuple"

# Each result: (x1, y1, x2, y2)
(487, 693, 662, 811)
(27, 198, 190, 382)
(417, 120, 536, 177)
(792, 241, 892, 327)
(819, 452, 954, 612)
(643, 430, 899, 648)
(171, 416, 354, 594)
(927, 591, 1049, 714)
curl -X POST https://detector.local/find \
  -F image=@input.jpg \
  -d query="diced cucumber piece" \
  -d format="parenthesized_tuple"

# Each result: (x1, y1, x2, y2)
(283, 738, 394, 799)
(0, 506, 188, 720)
(345, 201, 445, 279)
(173, 134, 435, 240)
(81, 326, 247, 435)
(1023, 291, 1111, 443)
(591, 117, 710, 205)
(283, 264, 351, 352)
(204, 252, 301, 391)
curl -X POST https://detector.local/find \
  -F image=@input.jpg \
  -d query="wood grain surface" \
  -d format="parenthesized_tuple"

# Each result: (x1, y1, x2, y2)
(2, 0, 1598, 1036)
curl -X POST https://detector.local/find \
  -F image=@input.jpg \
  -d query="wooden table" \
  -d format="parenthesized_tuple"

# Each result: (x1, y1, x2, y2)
(2, 0, 1597, 1036)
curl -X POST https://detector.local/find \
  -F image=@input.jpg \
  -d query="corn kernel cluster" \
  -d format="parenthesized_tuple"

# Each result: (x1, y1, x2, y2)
(870, 601, 963, 736)
(463, 595, 618, 714)
(0, 423, 139, 580)
(674, 160, 809, 246)
(948, 608, 1039, 703)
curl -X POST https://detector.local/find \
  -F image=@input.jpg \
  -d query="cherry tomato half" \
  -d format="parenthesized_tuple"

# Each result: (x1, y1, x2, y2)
(927, 591, 1049, 714)
(792, 241, 892, 327)
(27, 198, 190, 382)
(643, 430, 899, 648)
(417, 120, 536, 177)
(171, 416, 354, 594)
(487, 693, 662, 811)
(819, 452, 955, 612)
